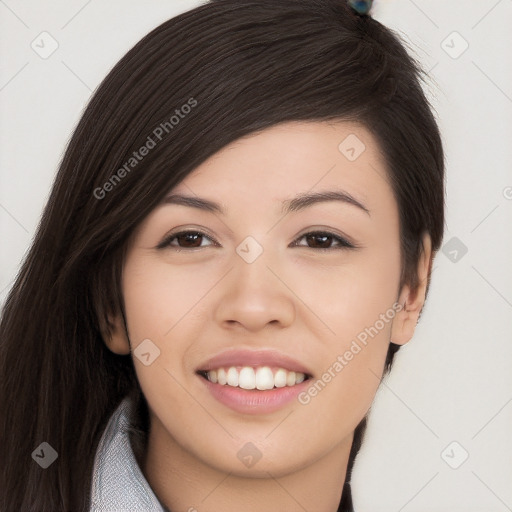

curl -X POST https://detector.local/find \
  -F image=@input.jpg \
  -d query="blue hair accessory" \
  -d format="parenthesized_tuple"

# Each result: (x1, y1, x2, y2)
(348, 0, 373, 15)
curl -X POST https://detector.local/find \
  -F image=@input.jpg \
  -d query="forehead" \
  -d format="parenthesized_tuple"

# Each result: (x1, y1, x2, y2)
(168, 120, 394, 218)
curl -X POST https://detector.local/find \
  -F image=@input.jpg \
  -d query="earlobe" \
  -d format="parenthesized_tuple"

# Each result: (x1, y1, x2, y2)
(101, 312, 131, 355)
(390, 232, 433, 346)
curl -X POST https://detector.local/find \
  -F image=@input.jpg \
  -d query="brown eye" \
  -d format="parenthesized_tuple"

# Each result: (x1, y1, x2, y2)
(174, 232, 204, 248)
(157, 230, 215, 250)
(293, 231, 354, 250)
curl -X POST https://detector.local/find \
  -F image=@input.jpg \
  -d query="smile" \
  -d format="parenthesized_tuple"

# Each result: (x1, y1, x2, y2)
(199, 366, 308, 390)
(196, 348, 313, 414)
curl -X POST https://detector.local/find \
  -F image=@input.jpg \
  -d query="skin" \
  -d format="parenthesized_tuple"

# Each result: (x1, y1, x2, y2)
(106, 120, 432, 512)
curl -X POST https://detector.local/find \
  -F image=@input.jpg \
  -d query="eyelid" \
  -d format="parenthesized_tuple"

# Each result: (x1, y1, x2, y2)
(292, 226, 359, 249)
(291, 231, 356, 250)
(156, 226, 220, 250)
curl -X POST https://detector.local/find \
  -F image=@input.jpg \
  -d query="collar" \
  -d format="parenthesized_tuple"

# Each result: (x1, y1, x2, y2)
(89, 394, 168, 511)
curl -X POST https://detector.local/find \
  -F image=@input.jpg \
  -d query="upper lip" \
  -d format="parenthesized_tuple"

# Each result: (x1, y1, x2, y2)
(196, 349, 313, 376)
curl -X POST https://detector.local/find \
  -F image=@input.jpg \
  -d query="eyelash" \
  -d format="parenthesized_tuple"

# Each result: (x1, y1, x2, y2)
(157, 229, 357, 251)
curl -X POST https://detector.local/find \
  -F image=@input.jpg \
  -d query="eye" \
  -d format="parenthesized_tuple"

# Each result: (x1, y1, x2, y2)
(157, 229, 356, 251)
(291, 231, 355, 250)
(157, 230, 217, 250)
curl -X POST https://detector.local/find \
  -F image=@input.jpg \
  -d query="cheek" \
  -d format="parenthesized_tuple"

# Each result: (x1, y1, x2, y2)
(293, 244, 401, 346)
(120, 257, 216, 431)
(120, 256, 220, 400)
(121, 256, 217, 342)
(295, 246, 400, 416)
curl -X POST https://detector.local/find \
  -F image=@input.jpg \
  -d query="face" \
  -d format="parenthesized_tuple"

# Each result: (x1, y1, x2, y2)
(107, 120, 430, 479)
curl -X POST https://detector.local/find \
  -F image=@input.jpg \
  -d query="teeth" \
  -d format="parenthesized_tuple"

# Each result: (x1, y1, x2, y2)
(256, 367, 274, 390)
(205, 366, 307, 389)
(226, 367, 239, 387)
(274, 368, 287, 388)
(239, 367, 256, 389)
(217, 368, 227, 385)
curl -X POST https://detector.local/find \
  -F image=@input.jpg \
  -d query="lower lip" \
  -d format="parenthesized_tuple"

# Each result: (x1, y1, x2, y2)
(199, 375, 310, 415)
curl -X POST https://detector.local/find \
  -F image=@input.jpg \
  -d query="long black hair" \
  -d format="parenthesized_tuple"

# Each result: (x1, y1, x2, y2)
(0, 0, 445, 510)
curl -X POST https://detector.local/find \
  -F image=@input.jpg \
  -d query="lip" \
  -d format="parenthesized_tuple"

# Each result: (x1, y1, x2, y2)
(196, 348, 313, 375)
(199, 376, 311, 415)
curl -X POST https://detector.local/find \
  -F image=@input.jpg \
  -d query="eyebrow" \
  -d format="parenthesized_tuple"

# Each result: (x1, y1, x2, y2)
(162, 189, 370, 216)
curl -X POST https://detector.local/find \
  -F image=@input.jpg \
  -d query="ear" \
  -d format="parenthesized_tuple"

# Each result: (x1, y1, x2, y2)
(100, 311, 131, 355)
(390, 232, 433, 346)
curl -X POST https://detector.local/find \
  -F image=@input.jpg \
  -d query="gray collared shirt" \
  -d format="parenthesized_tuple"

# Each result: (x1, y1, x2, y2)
(89, 395, 168, 511)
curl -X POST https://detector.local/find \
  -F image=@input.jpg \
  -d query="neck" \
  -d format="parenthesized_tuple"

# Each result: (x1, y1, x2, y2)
(142, 414, 353, 512)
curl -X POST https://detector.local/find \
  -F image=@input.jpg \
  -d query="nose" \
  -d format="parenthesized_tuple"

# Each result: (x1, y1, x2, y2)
(213, 250, 296, 333)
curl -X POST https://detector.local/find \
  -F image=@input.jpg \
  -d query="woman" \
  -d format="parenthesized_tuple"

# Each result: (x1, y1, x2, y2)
(0, 0, 445, 510)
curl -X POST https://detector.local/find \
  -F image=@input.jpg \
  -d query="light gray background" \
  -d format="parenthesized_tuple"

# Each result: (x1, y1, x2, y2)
(1, 1, 511, 510)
